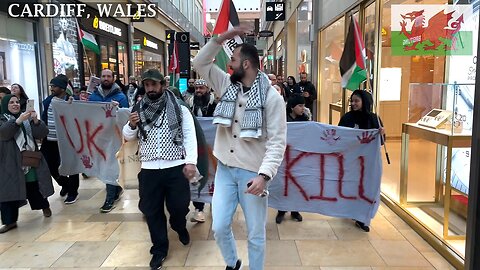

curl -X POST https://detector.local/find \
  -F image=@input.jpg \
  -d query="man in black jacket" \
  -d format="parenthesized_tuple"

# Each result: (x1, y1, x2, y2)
(293, 72, 317, 112)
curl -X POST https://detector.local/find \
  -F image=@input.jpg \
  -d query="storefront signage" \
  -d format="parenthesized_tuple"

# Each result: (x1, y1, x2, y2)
(266, 2, 285, 21)
(190, 42, 200, 50)
(258, 30, 274, 37)
(9, 41, 34, 51)
(93, 16, 122, 37)
(143, 37, 158, 50)
(166, 30, 175, 42)
(391, 5, 472, 55)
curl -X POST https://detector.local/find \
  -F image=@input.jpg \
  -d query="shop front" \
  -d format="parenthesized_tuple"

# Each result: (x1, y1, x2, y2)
(316, 0, 478, 267)
(0, 11, 43, 112)
(133, 30, 165, 78)
(78, 6, 129, 85)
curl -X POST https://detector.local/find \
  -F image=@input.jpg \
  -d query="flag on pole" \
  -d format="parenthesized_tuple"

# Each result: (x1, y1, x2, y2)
(212, 0, 242, 72)
(76, 20, 100, 55)
(168, 39, 180, 88)
(339, 17, 367, 90)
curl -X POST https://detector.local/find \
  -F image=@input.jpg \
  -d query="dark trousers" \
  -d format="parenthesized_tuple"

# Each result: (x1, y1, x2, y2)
(193, 201, 205, 211)
(138, 165, 190, 257)
(1, 181, 50, 225)
(40, 140, 79, 196)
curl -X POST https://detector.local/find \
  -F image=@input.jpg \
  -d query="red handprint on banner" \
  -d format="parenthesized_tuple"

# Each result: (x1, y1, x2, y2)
(357, 131, 376, 144)
(320, 129, 340, 145)
(81, 155, 93, 169)
(102, 104, 116, 118)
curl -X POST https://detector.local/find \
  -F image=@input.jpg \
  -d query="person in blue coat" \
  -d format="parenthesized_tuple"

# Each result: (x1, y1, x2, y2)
(88, 69, 129, 107)
(88, 69, 128, 213)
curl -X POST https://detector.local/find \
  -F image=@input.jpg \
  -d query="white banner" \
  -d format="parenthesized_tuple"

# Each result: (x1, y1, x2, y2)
(196, 119, 383, 225)
(52, 101, 130, 184)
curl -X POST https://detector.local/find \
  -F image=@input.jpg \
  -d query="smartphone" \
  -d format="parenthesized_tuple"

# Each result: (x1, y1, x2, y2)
(247, 182, 269, 197)
(26, 99, 35, 112)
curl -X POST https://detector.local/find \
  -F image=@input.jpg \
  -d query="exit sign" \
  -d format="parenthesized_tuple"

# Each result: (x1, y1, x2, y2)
(267, 55, 274, 60)
(132, 44, 141, 51)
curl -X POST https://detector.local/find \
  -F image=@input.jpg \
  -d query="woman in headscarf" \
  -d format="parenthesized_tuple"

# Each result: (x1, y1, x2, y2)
(0, 95, 54, 233)
(10, 83, 29, 112)
(338, 89, 385, 232)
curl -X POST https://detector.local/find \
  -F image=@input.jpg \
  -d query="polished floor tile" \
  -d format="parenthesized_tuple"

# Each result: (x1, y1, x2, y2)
(278, 220, 337, 240)
(51, 241, 119, 267)
(36, 222, 121, 242)
(0, 177, 456, 270)
(370, 240, 431, 267)
(296, 240, 385, 267)
(0, 242, 74, 267)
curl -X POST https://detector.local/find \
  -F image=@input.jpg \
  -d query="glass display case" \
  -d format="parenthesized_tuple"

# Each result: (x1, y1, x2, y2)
(399, 83, 473, 258)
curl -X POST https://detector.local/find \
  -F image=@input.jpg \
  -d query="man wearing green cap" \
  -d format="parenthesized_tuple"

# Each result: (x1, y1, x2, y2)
(123, 68, 198, 270)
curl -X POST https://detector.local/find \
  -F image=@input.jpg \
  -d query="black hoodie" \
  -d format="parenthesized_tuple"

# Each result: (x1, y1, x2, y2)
(338, 90, 385, 143)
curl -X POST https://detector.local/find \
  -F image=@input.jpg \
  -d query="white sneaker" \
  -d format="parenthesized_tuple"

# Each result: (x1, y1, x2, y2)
(191, 209, 206, 223)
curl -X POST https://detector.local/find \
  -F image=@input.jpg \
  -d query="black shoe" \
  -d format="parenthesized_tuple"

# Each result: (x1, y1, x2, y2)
(59, 187, 67, 197)
(225, 259, 242, 270)
(42, 208, 52, 217)
(149, 254, 166, 269)
(114, 186, 124, 202)
(0, 223, 17, 234)
(355, 220, 370, 232)
(64, 194, 79, 204)
(275, 211, 285, 224)
(291, 211, 303, 222)
(81, 173, 89, 179)
(100, 199, 116, 213)
(178, 229, 190, 245)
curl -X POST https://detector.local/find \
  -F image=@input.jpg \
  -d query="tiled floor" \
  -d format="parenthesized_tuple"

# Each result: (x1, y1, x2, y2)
(0, 177, 456, 270)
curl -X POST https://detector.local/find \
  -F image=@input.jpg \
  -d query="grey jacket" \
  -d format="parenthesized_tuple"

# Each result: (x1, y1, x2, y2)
(0, 116, 54, 202)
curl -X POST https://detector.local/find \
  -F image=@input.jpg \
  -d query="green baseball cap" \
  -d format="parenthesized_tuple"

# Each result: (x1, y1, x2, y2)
(142, 69, 164, 82)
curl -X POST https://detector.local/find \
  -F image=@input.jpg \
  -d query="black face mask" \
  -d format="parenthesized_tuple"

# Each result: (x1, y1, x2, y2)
(187, 86, 195, 93)
(230, 66, 246, 85)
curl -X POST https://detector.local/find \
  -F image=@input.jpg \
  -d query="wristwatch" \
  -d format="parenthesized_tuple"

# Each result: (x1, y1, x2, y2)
(259, 173, 271, 181)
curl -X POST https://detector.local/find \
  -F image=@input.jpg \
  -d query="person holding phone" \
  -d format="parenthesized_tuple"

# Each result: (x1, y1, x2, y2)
(0, 94, 54, 233)
(192, 27, 287, 270)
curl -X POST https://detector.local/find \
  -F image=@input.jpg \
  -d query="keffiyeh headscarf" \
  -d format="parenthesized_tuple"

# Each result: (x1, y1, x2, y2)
(213, 71, 270, 138)
(139, 89, 183, 145)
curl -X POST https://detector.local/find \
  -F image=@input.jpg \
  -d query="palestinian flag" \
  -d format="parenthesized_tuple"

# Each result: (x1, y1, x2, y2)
(76, 20, 100, 55)
(168, 39, 180, 88)
(339, 17, 367, 90)
(212, 0, 242, 72)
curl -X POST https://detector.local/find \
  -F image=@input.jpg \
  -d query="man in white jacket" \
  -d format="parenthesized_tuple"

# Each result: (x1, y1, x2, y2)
(192, 27, 287, 270)
(122, 69, 197, 270)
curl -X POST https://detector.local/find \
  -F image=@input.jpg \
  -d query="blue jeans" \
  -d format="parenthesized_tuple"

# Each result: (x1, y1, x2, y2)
(212, 162, 267, 270)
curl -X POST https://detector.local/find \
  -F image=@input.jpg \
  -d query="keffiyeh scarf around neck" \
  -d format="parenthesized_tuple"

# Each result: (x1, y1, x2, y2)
(213, 71, 270, 138)
(139, 89, 183, 146)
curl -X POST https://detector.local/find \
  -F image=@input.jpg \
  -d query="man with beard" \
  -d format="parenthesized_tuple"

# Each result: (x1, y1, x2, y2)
(88, 69, 129, 213)
(40, 74, 79, 204)
(293, 71, 317, 112)
(188, 79, 217, 118)
(193, 27, 286, 270)
(123, 69, 197, 270)
(183, 78, 195, 106)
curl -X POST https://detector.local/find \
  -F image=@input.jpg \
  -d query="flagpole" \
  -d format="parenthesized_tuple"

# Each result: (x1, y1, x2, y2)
(364, 58, 390, 164)
(355, 15, 390, 165)
(75, 19, 93, 78)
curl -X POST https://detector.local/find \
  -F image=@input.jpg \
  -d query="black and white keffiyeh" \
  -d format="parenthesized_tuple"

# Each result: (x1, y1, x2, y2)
(213, 71, 270, 138)
(139, 89, 183, 146)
